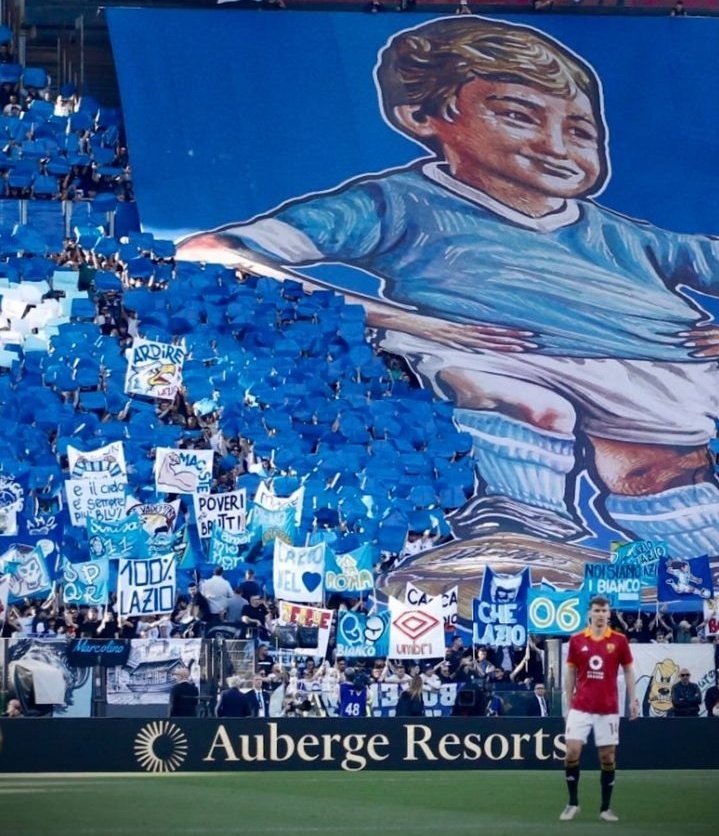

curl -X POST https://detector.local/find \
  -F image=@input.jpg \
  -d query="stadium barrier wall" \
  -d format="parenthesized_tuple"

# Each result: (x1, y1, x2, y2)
(1, 717, 717, 773)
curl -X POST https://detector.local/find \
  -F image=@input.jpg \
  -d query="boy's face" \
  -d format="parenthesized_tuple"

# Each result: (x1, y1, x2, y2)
(405, 77, 602, 216)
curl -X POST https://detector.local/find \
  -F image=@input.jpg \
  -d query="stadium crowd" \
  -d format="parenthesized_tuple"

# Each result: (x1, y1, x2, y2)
(0, 10, 717, 725)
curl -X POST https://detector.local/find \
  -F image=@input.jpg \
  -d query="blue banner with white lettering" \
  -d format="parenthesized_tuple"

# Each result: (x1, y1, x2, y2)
(87, 514, 149, 560)
(62, 557, 110, 606)
(527, 585, 587, 636)
(473, 566, 529, 647)
(583, 561, 642, 609)
(613, 540, 668, 589)
(324, 543, 375, 595)
(335, 610, 390, 659)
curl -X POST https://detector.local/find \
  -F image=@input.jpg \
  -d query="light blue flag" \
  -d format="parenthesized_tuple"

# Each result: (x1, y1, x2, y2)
(613, 540, 668, 589)
(5, 542, 54, 602)
(325, 543, 376, 594)
(63, 557, 110, 606)
(657, 554, 713, 602)
(208, 525, 253, 570)
(87, 514, 149, 560)
(527, 585, 588, 636)
(250, 501, 296, 545)
(335, 610, 390, 659)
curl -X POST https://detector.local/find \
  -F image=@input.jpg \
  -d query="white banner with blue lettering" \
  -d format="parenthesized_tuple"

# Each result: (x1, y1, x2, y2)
(65, 476, 127, 527)
(117, 553, 176, 617)
(124, 337, 186, 400)
(273, 540, 325, 604)
(473, 566, 529, 647)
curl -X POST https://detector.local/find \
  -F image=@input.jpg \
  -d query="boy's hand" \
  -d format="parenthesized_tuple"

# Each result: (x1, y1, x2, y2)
(389, 309, 537, 351)
(680, 325, 719, 357)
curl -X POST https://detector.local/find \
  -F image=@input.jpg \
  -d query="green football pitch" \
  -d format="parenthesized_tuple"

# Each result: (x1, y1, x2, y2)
(0, 770, 713, 836)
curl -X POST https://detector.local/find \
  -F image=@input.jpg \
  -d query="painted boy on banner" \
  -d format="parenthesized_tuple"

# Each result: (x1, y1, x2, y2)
(177, 16, 719, 565)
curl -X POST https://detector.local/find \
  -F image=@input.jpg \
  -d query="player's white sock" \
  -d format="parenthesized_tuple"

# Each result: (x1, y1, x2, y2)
(606, 482, 719, 557)
(453, 409, 575, 515)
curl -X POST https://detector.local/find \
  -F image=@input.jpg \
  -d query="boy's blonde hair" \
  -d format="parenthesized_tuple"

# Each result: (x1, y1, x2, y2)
(377, 17, 606, 173)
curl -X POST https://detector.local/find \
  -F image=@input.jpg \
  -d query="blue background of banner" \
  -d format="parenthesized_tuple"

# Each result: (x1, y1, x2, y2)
(109, 10, 719, 242)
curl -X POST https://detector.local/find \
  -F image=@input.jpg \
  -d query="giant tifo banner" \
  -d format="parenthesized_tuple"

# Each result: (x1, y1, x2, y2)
(109, 10, 719, 615)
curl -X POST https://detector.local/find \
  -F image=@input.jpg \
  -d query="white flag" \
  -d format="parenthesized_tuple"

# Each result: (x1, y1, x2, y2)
(388, 595, 445, 659)
(273, 540, 325, 604)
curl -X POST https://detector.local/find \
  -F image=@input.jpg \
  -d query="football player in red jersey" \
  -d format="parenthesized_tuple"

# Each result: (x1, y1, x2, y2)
(560, 595, 639, 823)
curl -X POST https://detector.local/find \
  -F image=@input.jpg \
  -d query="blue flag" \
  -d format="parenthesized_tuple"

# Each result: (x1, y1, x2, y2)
(657, 554, 713, 602)
(613, 539, 668, 589)
(335, 610, 390, 659)
(473, 566, 529, 646)
(250, 502, 296, 545)
(63, 557, 110, 606)
(87, 514, 150, 560)
(324, 543, 376, 594)
(208, 525, 252, 570)
(527, 584, 588, 636)
(0, 540, 54, 602)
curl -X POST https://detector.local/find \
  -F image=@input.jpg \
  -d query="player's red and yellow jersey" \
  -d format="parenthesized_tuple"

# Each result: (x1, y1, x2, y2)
(566, 627, 633, 715)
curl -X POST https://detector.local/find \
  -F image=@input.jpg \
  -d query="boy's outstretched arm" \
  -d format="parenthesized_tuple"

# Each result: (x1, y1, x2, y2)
(176, 232, 536, 353)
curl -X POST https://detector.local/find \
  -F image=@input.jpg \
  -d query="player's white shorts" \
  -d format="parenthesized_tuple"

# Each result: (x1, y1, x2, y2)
(380, 331, 719, 446)
(565, 709, 620, 747)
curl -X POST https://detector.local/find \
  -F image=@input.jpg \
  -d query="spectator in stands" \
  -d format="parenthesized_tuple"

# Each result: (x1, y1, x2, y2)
(421, 662, 442, 694)
(383, 660, 412, 689)
(671, 0, 687, 15)
(216, 675, 247, 718)
(395, 674, 426, 717)
(240, 593, 272, 641)
(255, 643, 275, 678)
(3, 94, 21, 116)
(455, 0, 472, 13)
(185, 583, 212, 636)
(670, 668, 702, 717)
(200, 566, 234, 625)
(238, 568, 262, 600)
(526, 682, 550, 716)
(364, 0, 385, 11)
(78, 607, 102, 637)
(168, 667, 199, 717)
(446, 635, 466, 675)
(225, 586, 249, 626)
(434, 660, 455, 684)
(510, 635, 545, 687)
(96, 609, 119, 639)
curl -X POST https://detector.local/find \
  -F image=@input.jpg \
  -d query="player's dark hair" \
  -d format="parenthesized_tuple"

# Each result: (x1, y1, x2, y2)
(589, 595, 610, 609)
